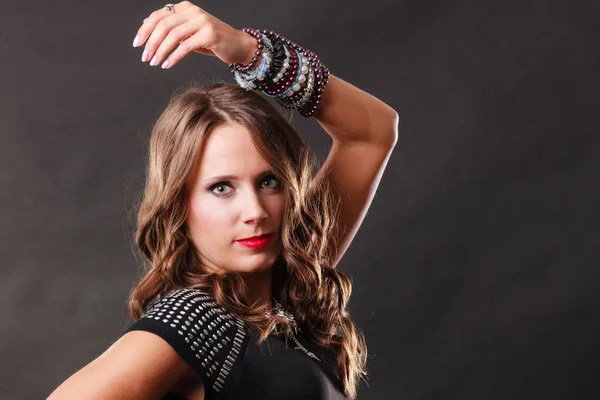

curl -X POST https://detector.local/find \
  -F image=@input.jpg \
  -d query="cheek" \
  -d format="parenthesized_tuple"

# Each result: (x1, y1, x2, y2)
(187, 196, 231, 243)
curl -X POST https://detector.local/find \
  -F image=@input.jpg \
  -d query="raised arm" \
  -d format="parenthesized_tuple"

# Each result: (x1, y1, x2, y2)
(311, 74, 399, 268)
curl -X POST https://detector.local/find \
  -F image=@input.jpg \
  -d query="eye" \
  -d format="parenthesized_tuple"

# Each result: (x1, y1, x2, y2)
(262, 175, 281, 189)
(210, 182, 233, 197)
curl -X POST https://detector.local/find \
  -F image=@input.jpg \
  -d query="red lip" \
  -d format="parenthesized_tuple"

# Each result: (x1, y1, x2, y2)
(237, 233, 271, 241)
(236, 234, 272, 249)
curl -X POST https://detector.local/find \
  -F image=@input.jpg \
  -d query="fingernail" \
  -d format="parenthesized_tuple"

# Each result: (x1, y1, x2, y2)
(133, 36, 140, 47)
(142, 50, 148, 62)
(161, 60, 169, 69)
(150, 55, 158, 66)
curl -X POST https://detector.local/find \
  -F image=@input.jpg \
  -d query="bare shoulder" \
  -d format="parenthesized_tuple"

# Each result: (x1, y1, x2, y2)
(47, 330, 195, 400)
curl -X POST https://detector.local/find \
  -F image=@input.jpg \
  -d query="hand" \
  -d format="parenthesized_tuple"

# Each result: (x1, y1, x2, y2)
(132, 1, 256, 69)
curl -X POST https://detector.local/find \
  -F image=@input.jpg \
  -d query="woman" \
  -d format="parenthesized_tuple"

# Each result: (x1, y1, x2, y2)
(47, 2, 398, 399)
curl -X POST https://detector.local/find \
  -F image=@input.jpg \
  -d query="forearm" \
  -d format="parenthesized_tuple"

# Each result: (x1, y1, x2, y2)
(314, 74, 399, 147)
(238, 31, 399, 147)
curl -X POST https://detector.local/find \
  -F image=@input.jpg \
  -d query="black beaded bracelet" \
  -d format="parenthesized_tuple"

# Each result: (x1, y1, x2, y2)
(256, 40, 286, 92)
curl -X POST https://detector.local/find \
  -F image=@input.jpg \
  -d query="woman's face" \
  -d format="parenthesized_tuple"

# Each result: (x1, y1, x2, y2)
(185, 121, 285, 275)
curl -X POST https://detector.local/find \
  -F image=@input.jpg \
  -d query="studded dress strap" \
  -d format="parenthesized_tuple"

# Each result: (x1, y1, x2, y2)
(125, 287, 249, 396)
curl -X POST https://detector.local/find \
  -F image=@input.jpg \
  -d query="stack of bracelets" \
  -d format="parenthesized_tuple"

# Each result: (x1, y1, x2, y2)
(228, 28, 331, 118)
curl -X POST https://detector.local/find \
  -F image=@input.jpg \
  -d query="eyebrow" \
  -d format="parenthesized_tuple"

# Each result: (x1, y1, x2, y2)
(202, 168, 275, 183)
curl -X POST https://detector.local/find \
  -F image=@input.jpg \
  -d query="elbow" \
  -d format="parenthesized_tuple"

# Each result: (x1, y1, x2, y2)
(390, 110, 399, 144)
(381, 108, 399, 148)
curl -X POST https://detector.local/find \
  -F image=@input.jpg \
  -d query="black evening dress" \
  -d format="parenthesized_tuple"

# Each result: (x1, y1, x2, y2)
(124, 287, 349, 400)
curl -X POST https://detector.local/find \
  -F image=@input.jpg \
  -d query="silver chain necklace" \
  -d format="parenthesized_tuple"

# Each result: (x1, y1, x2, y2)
(272, 299, 322, 362)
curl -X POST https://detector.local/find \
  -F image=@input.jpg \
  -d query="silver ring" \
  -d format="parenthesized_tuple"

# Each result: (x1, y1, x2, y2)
(163, 4, 175, 13)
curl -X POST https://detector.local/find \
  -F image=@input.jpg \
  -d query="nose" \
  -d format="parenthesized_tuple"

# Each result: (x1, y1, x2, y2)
(241, 188, 268, 224)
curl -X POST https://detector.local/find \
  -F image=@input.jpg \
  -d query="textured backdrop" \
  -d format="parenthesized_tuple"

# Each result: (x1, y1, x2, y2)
(1, 0, 599, 399)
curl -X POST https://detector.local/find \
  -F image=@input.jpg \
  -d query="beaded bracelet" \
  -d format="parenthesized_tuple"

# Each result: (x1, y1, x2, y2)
(262, 31, 329, 117)
(255, 40, 286, 92)
(262, 47, 304, 98)
(233, 29, 303, 98)
(230, 29, 330, 118)
(232, 35, 274, 91)
(299, 64, 330, 117)
(229, 28, 265, 72)
(277, 49, 312, 104)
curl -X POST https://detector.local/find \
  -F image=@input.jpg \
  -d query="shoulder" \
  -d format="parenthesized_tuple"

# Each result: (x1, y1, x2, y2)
(125, 287, 249, 395)
(133, 287, 246, 343)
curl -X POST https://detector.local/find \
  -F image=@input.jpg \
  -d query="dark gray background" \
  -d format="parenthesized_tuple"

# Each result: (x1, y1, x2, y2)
(2, 0, 599, 399)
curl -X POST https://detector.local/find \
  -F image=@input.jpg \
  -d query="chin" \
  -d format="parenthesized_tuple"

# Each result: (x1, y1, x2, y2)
(236, 252, 279, 273)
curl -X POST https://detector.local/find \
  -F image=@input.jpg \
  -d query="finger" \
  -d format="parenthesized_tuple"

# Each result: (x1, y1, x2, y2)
(143, 13, 189, 64)
(151, 22, 200, 68)
(160, 27, 217, 69)
(163, 25, 216, 68)
(133, 2, 194, 48)
(133, 8, 173, 48)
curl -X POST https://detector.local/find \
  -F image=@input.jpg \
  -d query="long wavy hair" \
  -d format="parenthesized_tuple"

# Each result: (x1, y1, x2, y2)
(127, 81, 368, 398)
